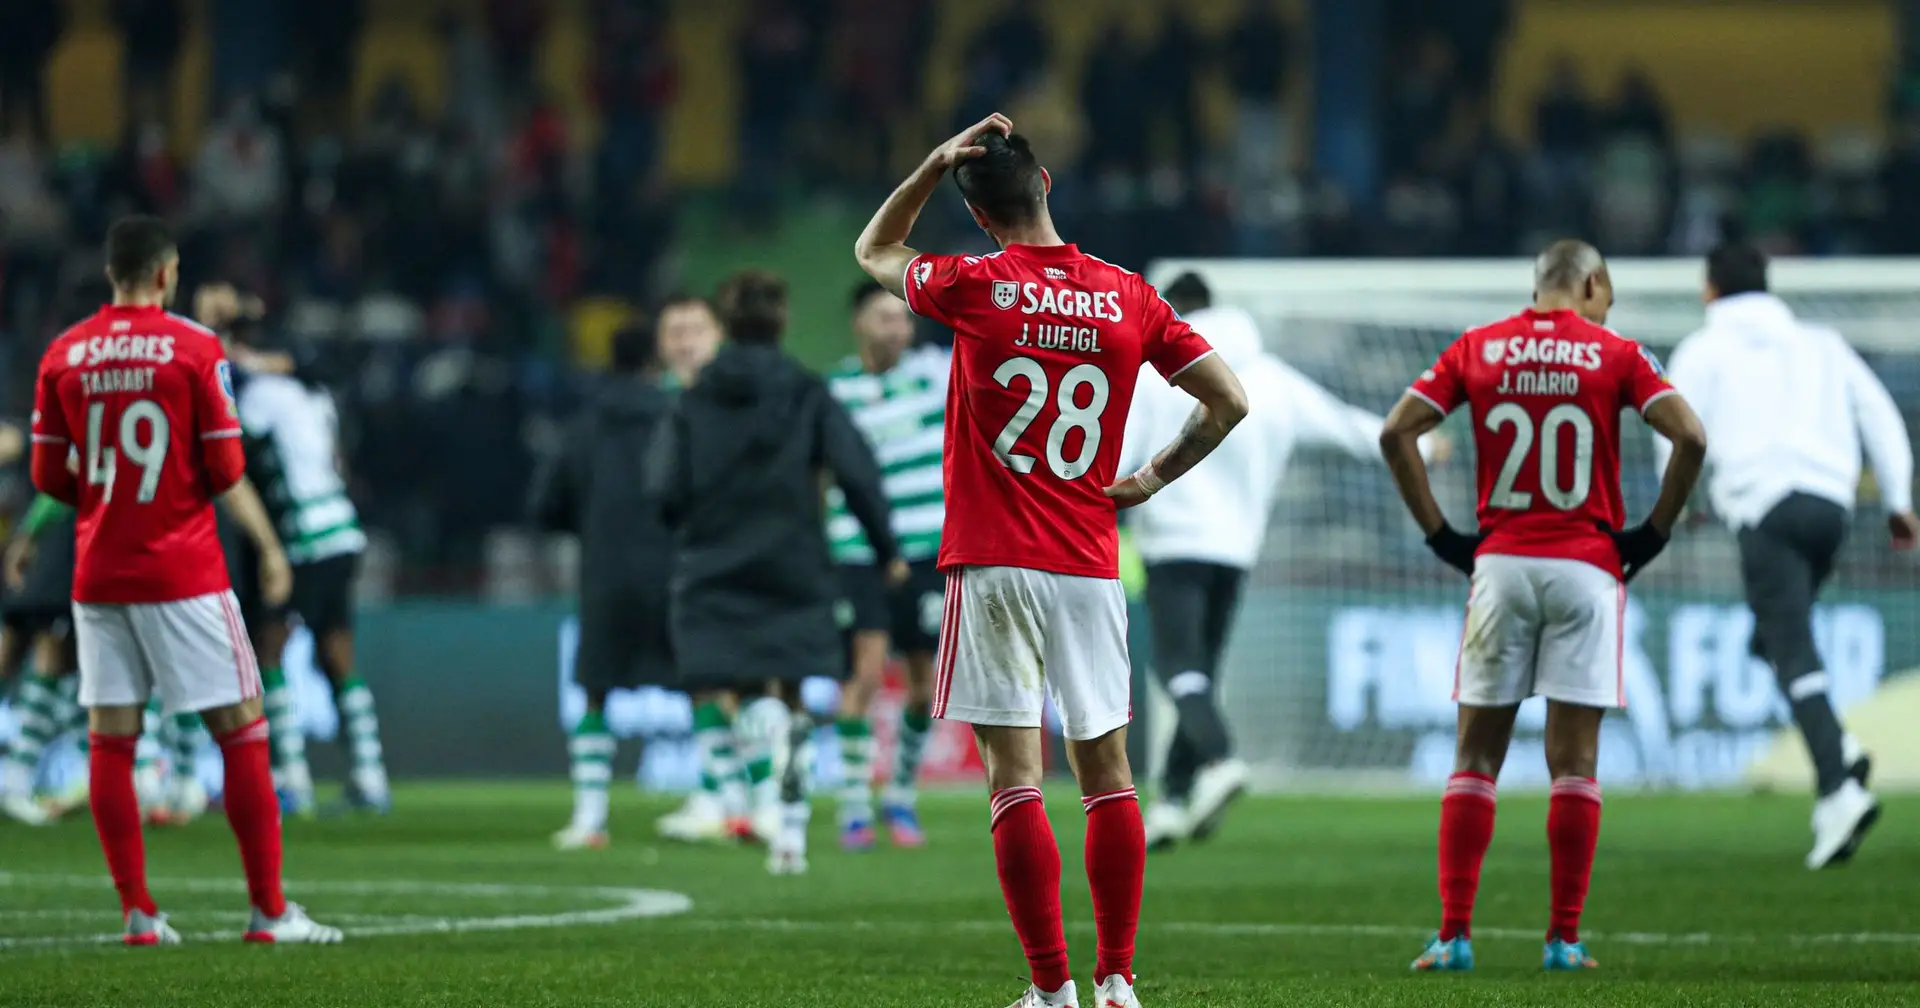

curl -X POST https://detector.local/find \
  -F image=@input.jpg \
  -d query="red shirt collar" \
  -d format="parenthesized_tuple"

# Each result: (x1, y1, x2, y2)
(1004, 243, 1080, 261)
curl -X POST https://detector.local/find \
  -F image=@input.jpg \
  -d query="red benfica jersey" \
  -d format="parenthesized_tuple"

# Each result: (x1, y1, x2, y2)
(1409, 307, 1676, 578)
(905, 244, 1213, 579)
(31, 306, 247, 604)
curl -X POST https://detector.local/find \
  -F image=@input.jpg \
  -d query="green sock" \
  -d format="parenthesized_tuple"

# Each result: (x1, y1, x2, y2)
(837, 716, 874, 824)
(134, 699, 163, 775)
(568, 710, 615, 832)
(693, 702, 746, 817)
(259, 665, 309, 785)
(334, 675, 390, 800)
(1, 674, 64, 793)
(166, 713, 203, 781)
(886, 706, 932, 807)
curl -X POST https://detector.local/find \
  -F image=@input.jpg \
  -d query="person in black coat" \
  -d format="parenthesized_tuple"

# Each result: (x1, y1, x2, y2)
(531, 320, 677, 849)
(646, 269, 902, 874)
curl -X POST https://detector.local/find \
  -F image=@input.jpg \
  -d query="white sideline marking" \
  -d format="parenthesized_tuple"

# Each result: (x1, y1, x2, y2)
(674, 917, 1920, 947)
(9, 872, 1917, 951)
(0, 872, 690, 951)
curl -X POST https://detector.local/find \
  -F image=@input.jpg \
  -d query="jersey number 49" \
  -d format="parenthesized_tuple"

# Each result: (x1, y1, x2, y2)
(86, 399, 170, 504)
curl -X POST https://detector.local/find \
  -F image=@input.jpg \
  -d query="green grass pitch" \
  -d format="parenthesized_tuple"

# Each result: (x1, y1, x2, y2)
(2, 783, 1915, 1006)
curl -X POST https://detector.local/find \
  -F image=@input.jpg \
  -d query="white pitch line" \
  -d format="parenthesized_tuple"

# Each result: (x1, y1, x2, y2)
(666, 917, 1920, 947)
(0, 872, 690, 952)
(8, 872, 1918, 951)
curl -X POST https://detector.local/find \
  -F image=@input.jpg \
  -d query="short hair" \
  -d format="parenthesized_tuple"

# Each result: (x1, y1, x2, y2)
(1162, 272, 1211, 315)
(1707, 241, 1769, 298)
(849, 279, 891, 312)
(1533, 238, 1606, 294)
(611, 319, 658, 374)
(716, 269, 788, 345)
(105, 215, 176, 289)
(954, 131, 1045, 226)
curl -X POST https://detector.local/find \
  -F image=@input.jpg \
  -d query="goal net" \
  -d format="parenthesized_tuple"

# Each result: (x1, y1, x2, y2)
(1141, 258, 1920, 792)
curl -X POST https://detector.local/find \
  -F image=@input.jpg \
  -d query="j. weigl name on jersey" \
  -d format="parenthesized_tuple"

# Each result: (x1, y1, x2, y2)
(996, 281, 1117, 354)
(1488, 335, 1602, 396)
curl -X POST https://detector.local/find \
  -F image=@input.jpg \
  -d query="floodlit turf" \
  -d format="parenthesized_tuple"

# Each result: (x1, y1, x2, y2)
(2, 783, 1916, 1006)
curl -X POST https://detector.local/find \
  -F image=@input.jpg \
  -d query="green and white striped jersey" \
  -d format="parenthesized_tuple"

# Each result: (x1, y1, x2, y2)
(237, 373, 366, 565)
(825, 346, 949, 564)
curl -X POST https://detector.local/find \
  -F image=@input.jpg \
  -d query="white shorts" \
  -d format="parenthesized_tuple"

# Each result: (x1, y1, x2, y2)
(931, 565, 1131, 741)
(75, 591, 261, 715)
(1456, 554, 1625, 709)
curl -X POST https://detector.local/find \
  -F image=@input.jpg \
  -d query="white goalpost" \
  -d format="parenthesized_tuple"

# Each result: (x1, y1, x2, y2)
(1139, 257, 1920, 792)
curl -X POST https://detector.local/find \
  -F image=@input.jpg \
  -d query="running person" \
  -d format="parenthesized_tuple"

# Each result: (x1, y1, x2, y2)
(1379, 240, 1706, 972)
(31, 215, 339, 944)
(855, 117, 1248, 1008)
(827, 281, 948, 850)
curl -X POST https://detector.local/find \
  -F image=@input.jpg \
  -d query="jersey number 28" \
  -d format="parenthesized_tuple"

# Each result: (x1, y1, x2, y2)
(86, 400, 170, 504)
(1485, 402, 1593, 511)
(991, 357, 1110, 480)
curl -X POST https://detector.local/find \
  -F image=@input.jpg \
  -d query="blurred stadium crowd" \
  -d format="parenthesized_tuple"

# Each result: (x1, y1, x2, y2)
(2, 0, 1920, 592)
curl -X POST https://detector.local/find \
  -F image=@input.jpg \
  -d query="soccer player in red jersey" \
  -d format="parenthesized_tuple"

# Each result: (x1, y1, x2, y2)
(856, 116, 1248, 1008)
(1379, 240, 1707, 972)
(30, 216, 343, 946)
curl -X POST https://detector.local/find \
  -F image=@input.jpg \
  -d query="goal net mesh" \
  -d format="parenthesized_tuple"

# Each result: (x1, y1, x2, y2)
(1143, 259, 1920, 792)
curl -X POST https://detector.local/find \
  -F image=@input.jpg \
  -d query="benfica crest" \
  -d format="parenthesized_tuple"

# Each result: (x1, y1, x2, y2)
(992, 281, 1019, 310)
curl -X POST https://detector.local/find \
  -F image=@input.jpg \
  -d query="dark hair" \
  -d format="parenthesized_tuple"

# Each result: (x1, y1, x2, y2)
(849, 279, 890, 312)
(1707, 241, 1769, 298)
(954, 131, 1045, 226)
(1163, 272, 1211, 315)
(104, 215, 176, 289)
(717, 269, 788, 345)
(611, 319, 658, 374)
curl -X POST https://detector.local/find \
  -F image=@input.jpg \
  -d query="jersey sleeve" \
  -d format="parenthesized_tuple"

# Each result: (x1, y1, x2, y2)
(1408, 336, 1469, 414)
(902, 253, 966, 328)
(197, 352, 247, 491)
(1622, 340, 1678, 414)
(29, 354, 77, 504)
(1138, 283, 1215, 380)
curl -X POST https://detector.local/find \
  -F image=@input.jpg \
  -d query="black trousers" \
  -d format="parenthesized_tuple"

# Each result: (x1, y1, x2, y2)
(1144, 561, 1245, 801)
(1737, 492, 1851, 795)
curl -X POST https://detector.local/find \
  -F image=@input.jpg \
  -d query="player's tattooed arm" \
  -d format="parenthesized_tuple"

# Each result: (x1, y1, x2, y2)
(855, 113, 1013, 296)
(1106, 354, 1248, 508)
(1378, 393, 1451, 537)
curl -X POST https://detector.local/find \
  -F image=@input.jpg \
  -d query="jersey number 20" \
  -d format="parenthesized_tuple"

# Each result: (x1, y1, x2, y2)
(991, 357, 1110, 480)
(86, 400, 170, 504)
(1485, 402, 1593, 510)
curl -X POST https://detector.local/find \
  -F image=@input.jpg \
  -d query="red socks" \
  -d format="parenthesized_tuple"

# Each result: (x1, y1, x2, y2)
(1083, 788, 1143, 986)
(218, 719, 287, 918)
(1437, 771, 1497, 939)
(88, 733, 158, 917)
(1547, 776, 1602, 942)
(989, 786, 1070, 994)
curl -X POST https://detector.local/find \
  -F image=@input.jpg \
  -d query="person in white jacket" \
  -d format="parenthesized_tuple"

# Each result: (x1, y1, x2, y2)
(1120, 273, 1439, 849)
(1655, 242, 1918, 870)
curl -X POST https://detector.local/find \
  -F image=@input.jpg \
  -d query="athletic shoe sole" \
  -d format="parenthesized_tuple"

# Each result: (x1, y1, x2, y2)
(1822, 802, 1882, 868)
